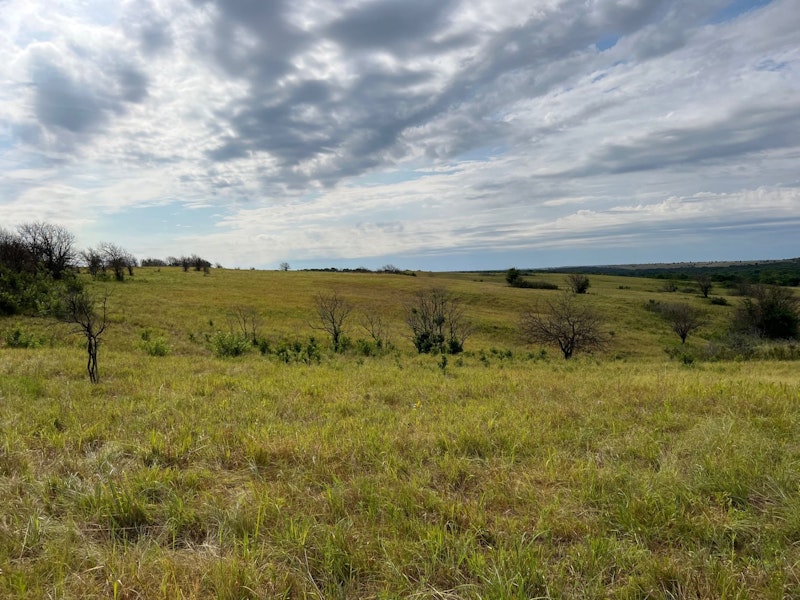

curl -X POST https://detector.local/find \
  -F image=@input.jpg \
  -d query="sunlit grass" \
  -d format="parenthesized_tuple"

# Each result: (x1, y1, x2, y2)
(1, 268, 798, 597)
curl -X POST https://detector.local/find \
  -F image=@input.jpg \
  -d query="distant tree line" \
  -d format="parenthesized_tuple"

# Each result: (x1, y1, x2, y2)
(1, 222, 80, 316)
(544, 259, 800, 287)
(300, 264, 417, 276)
(1, 221, 217, 316)
(141, 255, 214, 272)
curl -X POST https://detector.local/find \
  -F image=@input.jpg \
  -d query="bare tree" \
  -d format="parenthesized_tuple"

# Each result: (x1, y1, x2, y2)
(125, 252, 137, 277)
(313, 290, 352, 352)
(361, 309, 390, 349)
(96, 242, 132, 281)
(659, 302, 707, 344)
(17, 222, 76, 279)
(521, 292, 608, 359)
(230, 305, 261, 345)
(279, 262, 290, 271)
(81, 247, 104, 278)
(405, 288, 472, 354)
(696, 275, 713, 298)
(567, 273, 590, 294)
(0, 228, 36, 273)
(62, 289, 108, 383)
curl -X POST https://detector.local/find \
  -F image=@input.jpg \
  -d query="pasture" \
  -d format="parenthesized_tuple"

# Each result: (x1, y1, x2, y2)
(1, 268, 799, 598)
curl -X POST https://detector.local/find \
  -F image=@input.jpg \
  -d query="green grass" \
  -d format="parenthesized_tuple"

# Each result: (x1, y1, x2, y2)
(1, 268, 799, 598)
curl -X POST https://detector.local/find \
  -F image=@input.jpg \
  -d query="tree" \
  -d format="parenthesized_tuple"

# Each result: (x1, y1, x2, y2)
(313, 290, 352, 352)
(17, 222, 76, 279)
(97, 242, 132, 281)
(405, 288, 471, 354)
(567, 273, 590, 294)
(141, 257, 167, 267)
(280, 262, 291, 271)
(506, 268, 522, 286)
(61, 288, 108, 383)
(659, 302, 707, 344)
(696, 275, 713, 298)
(190, 254, 211, 271)
(0, 228, 36, 274)
(81, 247, 104, 278)
(733, 285, 799, 339)
(230, 305, 261, 345)
(521, 292, 608, 359)
(361, 309, 390, 350)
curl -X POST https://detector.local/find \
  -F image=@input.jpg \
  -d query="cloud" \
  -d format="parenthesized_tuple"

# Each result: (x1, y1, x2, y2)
(0, 0, 798, 269)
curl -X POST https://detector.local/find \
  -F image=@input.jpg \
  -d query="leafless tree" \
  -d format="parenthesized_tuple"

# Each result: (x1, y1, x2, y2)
(313, 290, 352, 352)
(125, 252, 137, 276)
(96, 242, 132, 281)
(0, 228, 36, 273)
(521, 292, 608, 359)
(62, 289, 108, 383)
(81, 247, 104, 278)
(405, 287, 472, 354)
(361, 309, 390, 349)
(230, 305, 261, 345)
(17, 222, 76, 279)
(659, 302, 707, 344)
(279, 262, 290, 271)
(696, 275, 713, 298)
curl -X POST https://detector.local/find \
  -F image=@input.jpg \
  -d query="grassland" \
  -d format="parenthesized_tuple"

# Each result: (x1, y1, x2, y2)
(1, 268, 799, 598)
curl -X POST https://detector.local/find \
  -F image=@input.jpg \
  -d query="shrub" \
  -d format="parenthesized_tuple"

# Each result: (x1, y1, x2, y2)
(567, 274, 590, 294)
(710, 296, 729, 306)
(525, 280, 559, 290)
(733, 285, 799, 339)
(142, 336, 170, 357)
(211, 332, 250, 357)
(506, 268, 522, 286)
(506, 268, 558, 290)
(356, 339, 377, 356)
(406, 288, 471, 354)
(313, 291, 352, 352)
(658, 302, 707, 344)
(521, 292, 609, 359)
(3, 325, 42, 348)
(140, 329, 170, 356)
(266, 337, 321, 364)
(660, 281, 678, 292)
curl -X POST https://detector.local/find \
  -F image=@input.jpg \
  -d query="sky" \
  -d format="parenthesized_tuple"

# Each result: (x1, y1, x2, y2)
(0, 0, 798, 271)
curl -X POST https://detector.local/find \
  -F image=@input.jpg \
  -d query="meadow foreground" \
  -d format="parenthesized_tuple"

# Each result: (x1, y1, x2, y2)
(1, 269, 799, 598)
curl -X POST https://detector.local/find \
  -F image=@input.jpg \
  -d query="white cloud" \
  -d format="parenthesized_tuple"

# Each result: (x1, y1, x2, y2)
(1, 0, 798, 269)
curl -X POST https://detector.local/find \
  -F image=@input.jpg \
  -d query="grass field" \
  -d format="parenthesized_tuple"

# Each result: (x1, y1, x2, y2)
(1, 268, 799, 598)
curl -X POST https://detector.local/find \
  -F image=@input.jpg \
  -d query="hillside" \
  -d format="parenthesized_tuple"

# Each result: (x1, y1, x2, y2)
(1, 268, 800, 598)
(1, 267, 746, 361)
(542, 257, 800, 286)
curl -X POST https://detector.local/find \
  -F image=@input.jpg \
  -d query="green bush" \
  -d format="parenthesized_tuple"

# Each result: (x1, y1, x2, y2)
(142, 337, 170, 357)
(356, 339, 377, 356)
(733, 285, 799, 339)
(139, 329, 170, 356)
(265, 337, 321, 364)
(3, 325, 42, 348)
(526, 280, 559, 290)
(211, 332, 250, 357)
